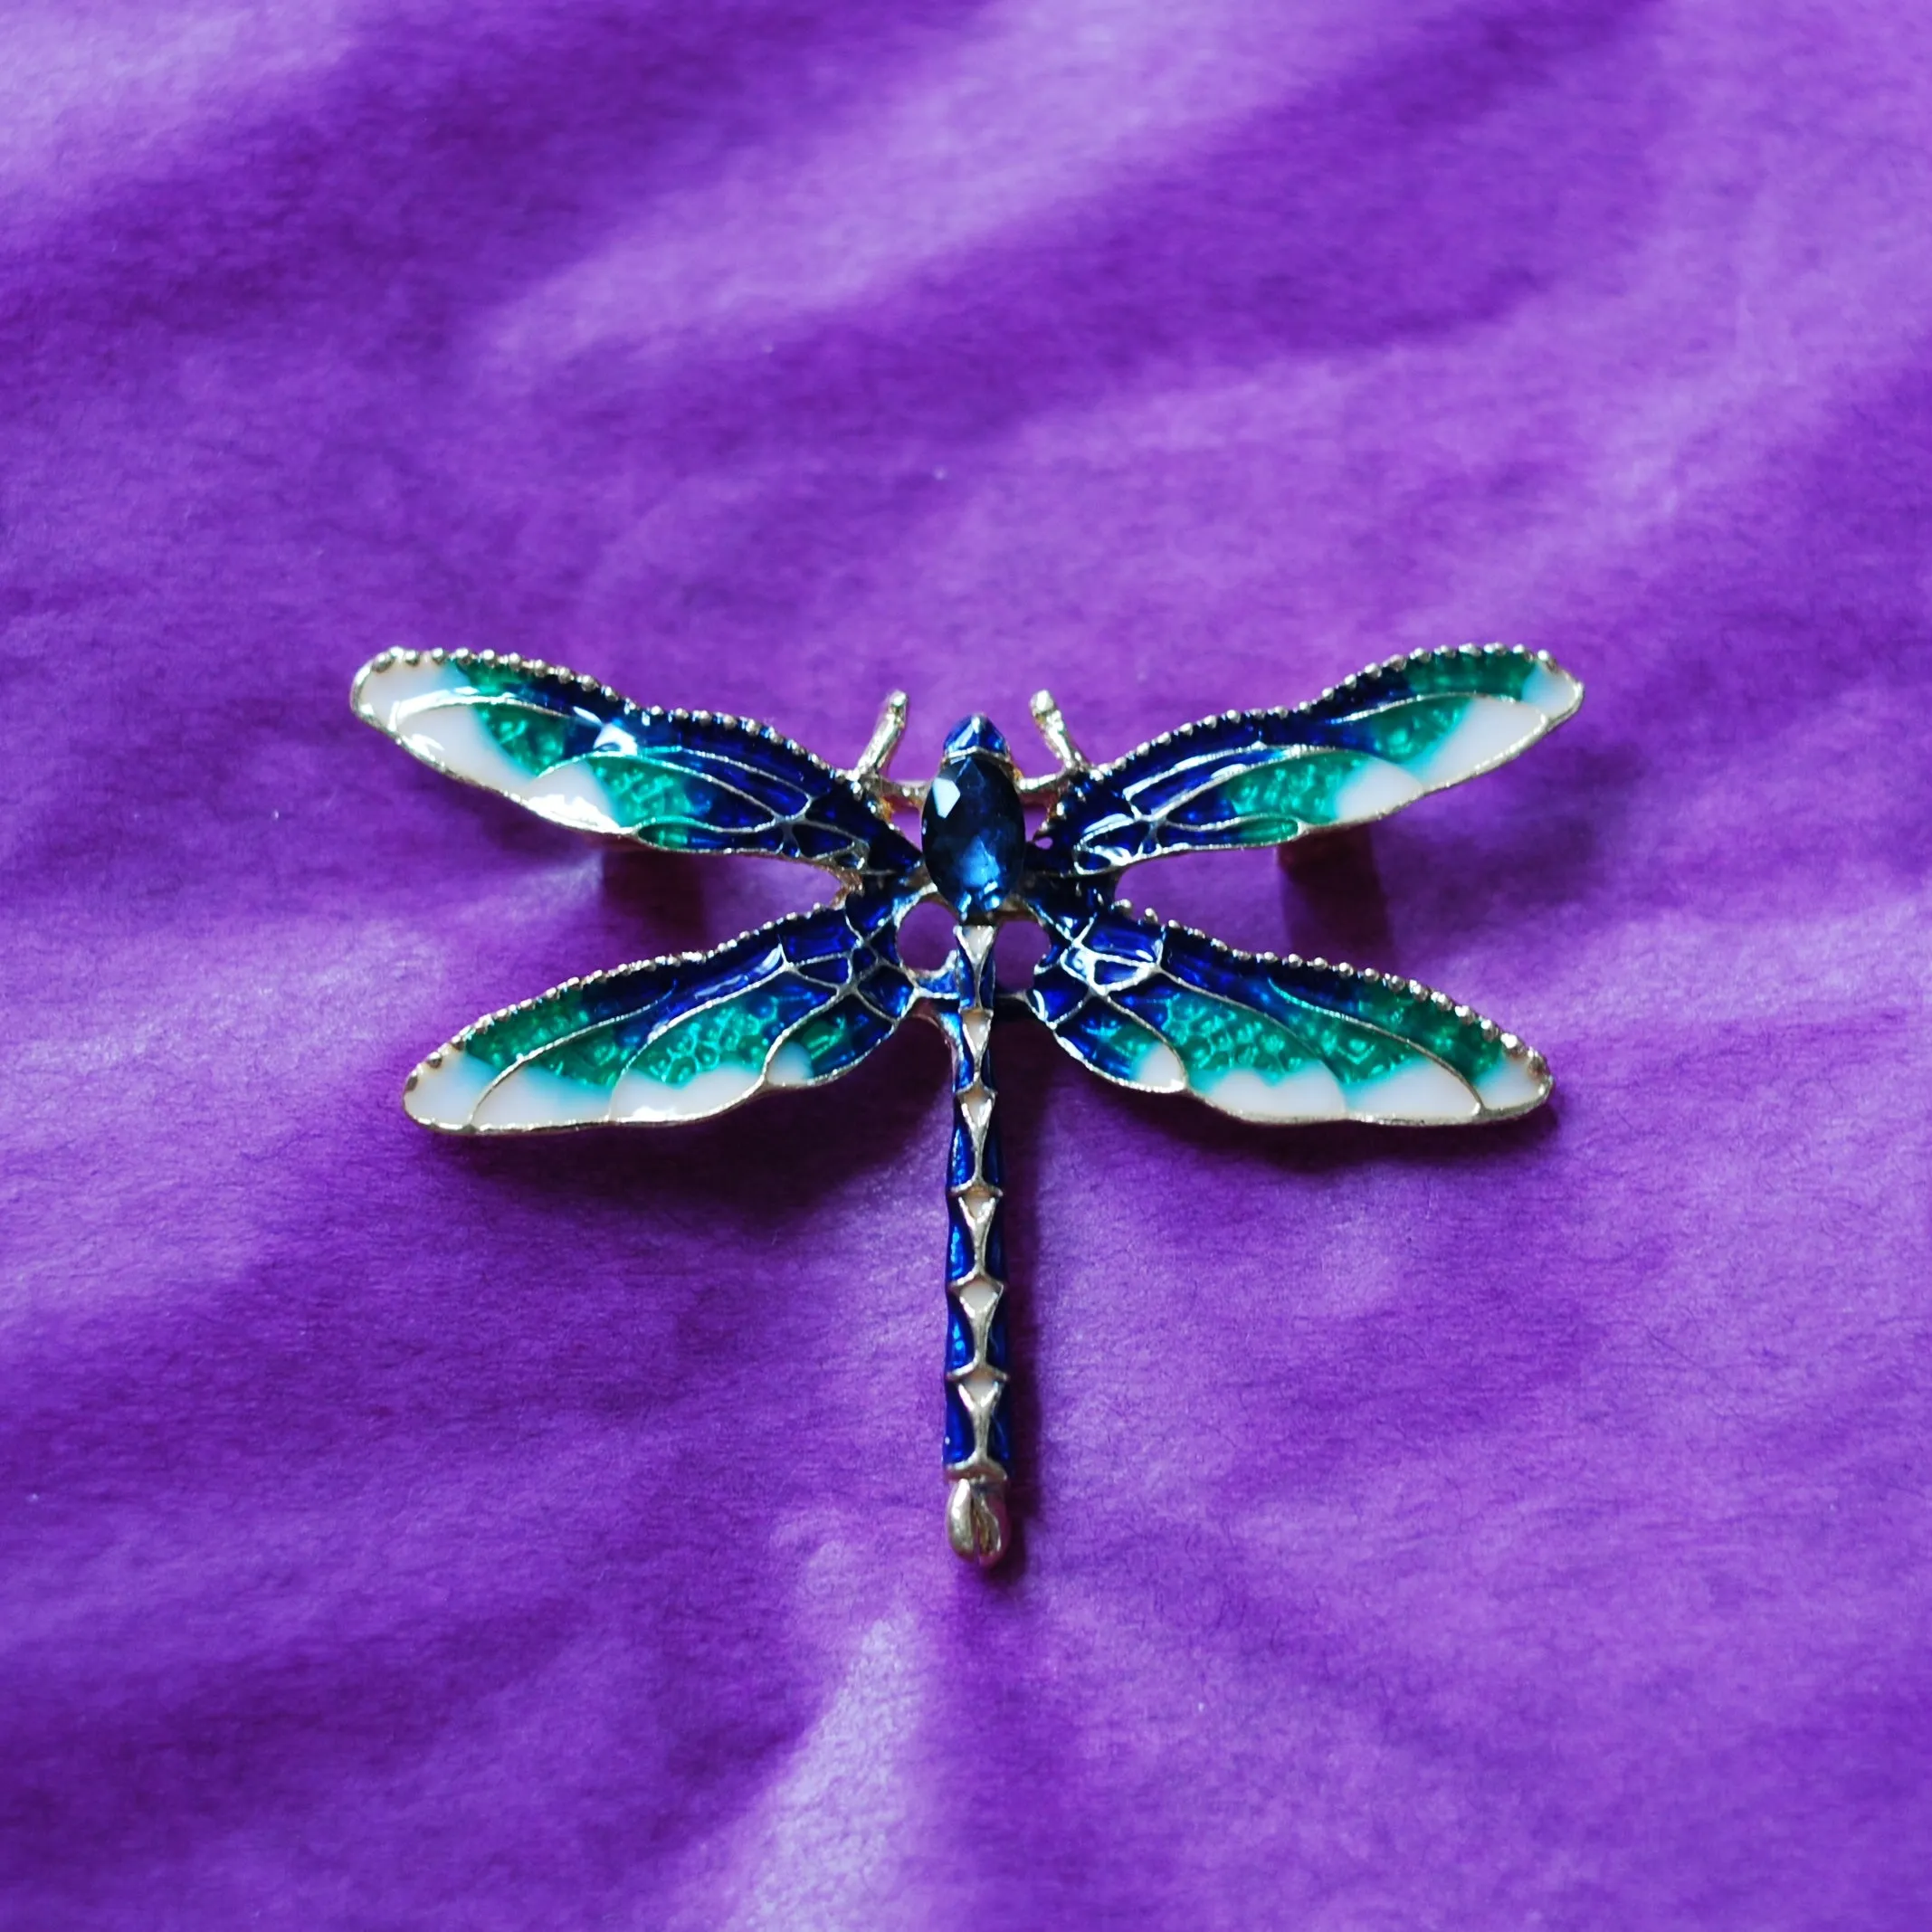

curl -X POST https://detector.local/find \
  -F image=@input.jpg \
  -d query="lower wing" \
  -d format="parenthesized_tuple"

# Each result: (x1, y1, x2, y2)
(404, 899, 913, 1133)
(1026, 900, 1549, 1125)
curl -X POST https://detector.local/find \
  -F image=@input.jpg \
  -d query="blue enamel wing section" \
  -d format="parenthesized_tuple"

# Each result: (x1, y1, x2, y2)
(1024, 887, 1551, 1125)
(404, 895, 914, 1133)
(1040, 645, 1583, 874)
(353, 649, 920, 880)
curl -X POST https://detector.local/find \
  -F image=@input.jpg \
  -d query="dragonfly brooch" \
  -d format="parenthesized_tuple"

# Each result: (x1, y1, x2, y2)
(353, 642, 1582, 1567)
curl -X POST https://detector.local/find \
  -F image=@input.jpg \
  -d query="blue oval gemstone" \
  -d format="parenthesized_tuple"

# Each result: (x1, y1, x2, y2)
(923, 736, 1026, 918)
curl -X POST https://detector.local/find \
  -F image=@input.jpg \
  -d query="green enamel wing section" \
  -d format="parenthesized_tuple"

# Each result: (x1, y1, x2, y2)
(352, 649, 918, 877)
(404, 900, 915, 1133)
(1042, 644, 1583, 873)
(1025, 898, 1550, 1125)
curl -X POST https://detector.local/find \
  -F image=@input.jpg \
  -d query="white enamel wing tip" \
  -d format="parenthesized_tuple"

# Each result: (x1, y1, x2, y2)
(403, 1047, 495, 1132)
(402, 1048, 795, 1132)
(352, 649, 455, 731)
(1523, 654, 1585, 724)
(1196, 1064, 1347, 1122)
(1404, 695, 1547, 787)
(1345, 1059, 1481, 1125)
(1475, 1044, 1553, 1115)
(610, 1063, 767, 1122)
(1332, 757, 1424, 823)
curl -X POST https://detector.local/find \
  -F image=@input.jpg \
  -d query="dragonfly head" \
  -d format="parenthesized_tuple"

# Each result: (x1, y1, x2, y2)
(937, 715, 1011, 762)
(922, 715, 1027, 920)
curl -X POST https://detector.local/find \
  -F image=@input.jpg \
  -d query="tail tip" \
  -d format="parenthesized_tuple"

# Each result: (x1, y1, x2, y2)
(947, 1476, 1011, 1567)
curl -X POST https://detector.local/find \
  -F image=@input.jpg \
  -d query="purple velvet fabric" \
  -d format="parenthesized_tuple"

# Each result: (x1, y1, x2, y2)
(5, 2, 1930, 1924)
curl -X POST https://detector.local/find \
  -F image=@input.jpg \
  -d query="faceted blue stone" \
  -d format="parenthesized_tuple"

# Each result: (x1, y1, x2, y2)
(941, 714, 1012, 760)
(922, 734, 1026, 918)
(943, 1386, 975, 1465)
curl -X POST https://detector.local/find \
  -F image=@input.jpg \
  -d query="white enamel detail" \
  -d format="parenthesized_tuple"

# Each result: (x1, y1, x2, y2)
(1346, 1058, 1479, 1124)
(1196, 1062, 1347, 1122)
(1521, 660, 1584, 722)
(956, 1185, 999, 1245)
(356, 657, 613, 809)
(352, 654, 471, 730)
(519, 760, 624, 833)
(389, 700, 535, 798)
(1474, 1052, 1549, 1113)
(955, 1274, 1001, 1323)
(609, 1062, 764, 1122)
(958, 1366, 1003, 1414)
(958, 1084, 995, 1139)
(472, 1060, 607, 1130)
(1405, 696, 1541, 787)
(1331, 756, 1425, 823)
(404, 1048, 498, 1129)
(1126, 1039, 1187, 1091)
(764, 1041, 818, 1088)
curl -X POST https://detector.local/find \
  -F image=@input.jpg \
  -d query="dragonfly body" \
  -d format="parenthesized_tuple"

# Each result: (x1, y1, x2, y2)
(353, 642, 1582, 1565)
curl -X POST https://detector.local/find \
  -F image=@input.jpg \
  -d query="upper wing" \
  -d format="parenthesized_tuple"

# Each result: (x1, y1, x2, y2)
(1026, 898, 1548, 1125)
(353, 649, 918, 879)
(404, 898, 914, 1133)
(1041, 645, 1582, 876)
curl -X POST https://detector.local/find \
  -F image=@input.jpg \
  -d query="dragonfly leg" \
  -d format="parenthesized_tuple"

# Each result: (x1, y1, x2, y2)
(852, 690, 929, 814)
(1017, 689, 1090, 804)
(940, 920, 1012, 1566)
(852, 689, 909, 778)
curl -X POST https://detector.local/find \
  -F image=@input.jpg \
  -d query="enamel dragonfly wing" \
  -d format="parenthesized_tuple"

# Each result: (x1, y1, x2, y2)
(352, 642, 1583, 1566)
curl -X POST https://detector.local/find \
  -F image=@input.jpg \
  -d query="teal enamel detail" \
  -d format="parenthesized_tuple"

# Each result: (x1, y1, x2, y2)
(1066, 1001, 1173, 1084)
(1130, 983, 1417, 1090)
(576, 755, 722, 845)
(630, 980, 828, 1086)
(1175, 747, 1383, 842)
(464, 982, 614, 1076)
(785, 998, 892, 1080)
(477, 700, 590, 776)
(1327, 693, 1473, 766)
(1360, 649, 1539, 703)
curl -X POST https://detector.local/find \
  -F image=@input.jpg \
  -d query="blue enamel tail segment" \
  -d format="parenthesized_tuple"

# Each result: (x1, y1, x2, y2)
(1040, 644, 1583, 875)
(404, 893, 916, 1132)
(1025, 884, 1551, 1125)
(932, 922, 1014, 1566)
(353, 649, 920, 880)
